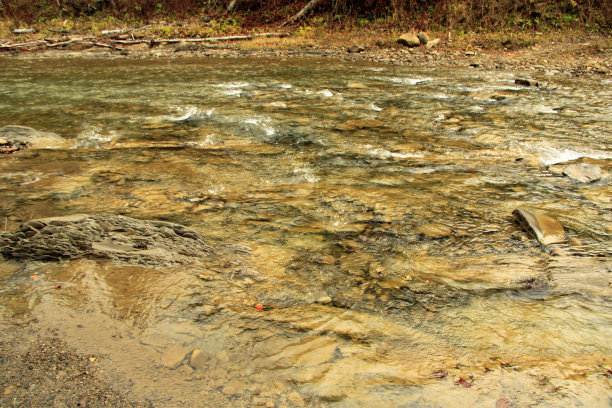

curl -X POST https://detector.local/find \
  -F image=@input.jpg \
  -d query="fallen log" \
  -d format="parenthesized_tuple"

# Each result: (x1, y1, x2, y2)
(155, 33, 288, 43)
(0, 41, 47, 49)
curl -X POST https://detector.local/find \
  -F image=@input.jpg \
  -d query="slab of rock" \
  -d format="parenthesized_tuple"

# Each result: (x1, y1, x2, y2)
(562, 163, 603, 183)
(0, 214, 214, 266)
(0, 125, 68, 149)
(513, 208, 566, 246)
(417, 223, 453, 239)
(397, 33, 420, 47)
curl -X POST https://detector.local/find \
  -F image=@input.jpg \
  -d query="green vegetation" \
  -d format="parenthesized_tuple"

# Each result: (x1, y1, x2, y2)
(0, 0, 609, 40)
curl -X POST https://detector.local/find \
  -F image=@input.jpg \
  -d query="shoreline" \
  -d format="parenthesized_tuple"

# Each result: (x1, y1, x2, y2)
(2, 30, 610, 76)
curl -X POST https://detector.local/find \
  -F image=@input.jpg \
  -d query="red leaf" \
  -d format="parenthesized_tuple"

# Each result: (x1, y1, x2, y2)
(459, 377, 472, 388)
(496, 398, 511, 408)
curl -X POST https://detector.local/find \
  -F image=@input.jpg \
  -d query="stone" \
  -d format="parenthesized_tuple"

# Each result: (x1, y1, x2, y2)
(513, 208, 566, 246)
(417, 223, 453, 239)
(316, 296, 332, 304)
(174, 42, 199, 52)
(347, 44, 365, 53)
(397, 33, 421, 48)
(0, 125, 68, 149)
(417, 32, 429, 44)
(515, 78, 539, 87)
(189, 348, 210, 370)
(0, 214, 215, 266)
(562, 163, 603, 183)
(335, 119, 384, 131)
(161, 347, 191, 369)
(347, 82, 366, 89)
(425, 38, 441, 49)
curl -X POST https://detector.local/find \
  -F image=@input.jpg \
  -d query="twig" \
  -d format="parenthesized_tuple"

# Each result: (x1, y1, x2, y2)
(46, 39, 79, 47)
(93, 42, 116, 49)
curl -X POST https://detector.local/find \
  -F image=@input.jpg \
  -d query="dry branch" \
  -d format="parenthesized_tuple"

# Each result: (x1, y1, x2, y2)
(282, 0, 325, 27)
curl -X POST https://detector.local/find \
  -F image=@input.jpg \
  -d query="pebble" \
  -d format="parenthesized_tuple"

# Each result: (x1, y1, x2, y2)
(316, 296, 332, 304)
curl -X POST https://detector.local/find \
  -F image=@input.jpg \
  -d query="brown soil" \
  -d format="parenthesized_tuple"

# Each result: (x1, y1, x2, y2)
(0, 322, 151, 408)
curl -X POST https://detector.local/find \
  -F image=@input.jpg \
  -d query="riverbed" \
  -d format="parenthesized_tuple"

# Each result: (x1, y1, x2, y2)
(0, 57, 610, 407)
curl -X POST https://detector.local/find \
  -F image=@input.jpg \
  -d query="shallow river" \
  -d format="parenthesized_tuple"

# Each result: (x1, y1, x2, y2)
(0, 58, 611, 407)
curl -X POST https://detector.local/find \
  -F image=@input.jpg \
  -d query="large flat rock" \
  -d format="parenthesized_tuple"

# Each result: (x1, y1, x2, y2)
(0, 214, 214, 266)
(0, 125, 68, 149)
(513, 208, 566, 246)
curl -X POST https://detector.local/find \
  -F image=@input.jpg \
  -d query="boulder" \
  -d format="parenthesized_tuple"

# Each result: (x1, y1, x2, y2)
(562, 163, 603, 183)
(397, 33, 421, 48)
(417, 32, 429, 45)
(174, 42, 199, 52)
(512, 208, 566, 246)
(0, 214, 214, 266)
(0, 125, 68, 149)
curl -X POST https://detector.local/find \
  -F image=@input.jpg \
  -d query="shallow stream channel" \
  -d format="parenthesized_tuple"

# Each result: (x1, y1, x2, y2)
(0, 57, 611, 407)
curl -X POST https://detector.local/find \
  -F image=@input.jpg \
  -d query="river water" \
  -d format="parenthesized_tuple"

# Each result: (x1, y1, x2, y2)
(0, 58, 610, 407)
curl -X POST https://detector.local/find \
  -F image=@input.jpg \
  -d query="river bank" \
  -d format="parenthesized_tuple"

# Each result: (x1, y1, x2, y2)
(1, 25, 610, 76)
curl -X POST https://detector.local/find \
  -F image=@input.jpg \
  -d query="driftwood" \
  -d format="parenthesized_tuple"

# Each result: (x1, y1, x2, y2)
(0, 40, 46, 49)
(101, 25, 152, 36)
(281, 0, 325, 27)
(0, 31, 288, 52)
(155, 33, 288, 43)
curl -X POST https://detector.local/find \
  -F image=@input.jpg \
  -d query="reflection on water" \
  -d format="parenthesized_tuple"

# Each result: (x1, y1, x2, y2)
(0, 58, 611, 407)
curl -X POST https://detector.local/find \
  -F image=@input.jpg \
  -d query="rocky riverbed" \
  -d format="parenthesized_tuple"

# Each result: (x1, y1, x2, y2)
(0, 54, 610, 407)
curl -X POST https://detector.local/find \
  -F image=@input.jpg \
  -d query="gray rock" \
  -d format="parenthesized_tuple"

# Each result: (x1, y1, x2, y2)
(417, 32, 429, 45)
(347, 44, 365, 53)
(397, 33, 421, 47)
(562, 163, 603, 183)
(174, 42, 200, 52)
(515, 78, 539, 87)
(425, 38, 441, 49)
(0, 214, 214, 266)
(513, 208, 566, 246)
(0, 125, 67, 149)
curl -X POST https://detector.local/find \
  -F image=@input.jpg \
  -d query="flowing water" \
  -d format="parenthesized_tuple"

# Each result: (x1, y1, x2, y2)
(0, 58, 611, 407)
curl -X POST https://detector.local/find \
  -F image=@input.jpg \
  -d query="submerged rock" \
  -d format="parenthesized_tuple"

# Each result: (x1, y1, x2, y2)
(417, 223, 453, 239)
(335, 119, 385, 131)
(512, 208, 566, 246)
(562, 163, 603, 183)
(0, 214, 214, 266)
(0, 125, 68, 150)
